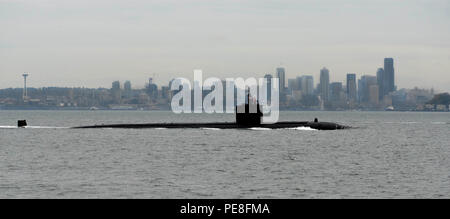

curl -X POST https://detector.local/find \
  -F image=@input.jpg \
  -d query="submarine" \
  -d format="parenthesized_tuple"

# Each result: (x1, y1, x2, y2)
(72, 94, 349, 131)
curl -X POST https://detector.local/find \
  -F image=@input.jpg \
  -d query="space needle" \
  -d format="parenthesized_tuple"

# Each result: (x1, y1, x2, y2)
(22, 73, 29, 101)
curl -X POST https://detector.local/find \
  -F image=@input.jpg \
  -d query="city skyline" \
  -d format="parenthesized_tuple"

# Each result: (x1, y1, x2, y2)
(2, 58, 449, 93)
(2, 60, 445, 94)
(2, 57, 447, 112)
(1, 0, 449, 92)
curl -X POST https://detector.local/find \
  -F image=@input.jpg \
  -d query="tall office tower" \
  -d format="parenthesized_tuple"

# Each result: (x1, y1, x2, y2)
(111, 81, 121, 104)
(124, 81, 132, 99)
(276, 67, 286, 103)
(346, 74, 357, 102)
(112, 81, 121, 90)
(124, 81, 131, 91)
(358, 75, 377, 103)
(330, 82, 343, 102)
(384, 58, 395, 93)
(376, 68, 386, 99)
(276, 67, 286, 92)
(320, 67, 330, 102)
(264, 74, 273, 103)
(300, 76, 314, 96)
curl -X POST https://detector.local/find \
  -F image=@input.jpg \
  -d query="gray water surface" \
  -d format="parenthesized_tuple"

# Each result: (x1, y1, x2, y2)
(0, 111, 449, 198)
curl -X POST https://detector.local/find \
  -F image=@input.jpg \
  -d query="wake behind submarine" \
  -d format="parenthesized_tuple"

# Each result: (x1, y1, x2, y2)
(71, 96, 349, 131)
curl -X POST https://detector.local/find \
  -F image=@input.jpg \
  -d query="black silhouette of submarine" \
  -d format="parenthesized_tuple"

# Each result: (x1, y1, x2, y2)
(70, 95, 349, 131)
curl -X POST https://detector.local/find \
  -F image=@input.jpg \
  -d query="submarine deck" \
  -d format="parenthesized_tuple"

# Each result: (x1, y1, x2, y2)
(73, 121, 348, 130)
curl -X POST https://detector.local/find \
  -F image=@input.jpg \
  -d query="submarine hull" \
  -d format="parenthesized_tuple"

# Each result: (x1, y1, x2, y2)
(73, 121, 348, 130)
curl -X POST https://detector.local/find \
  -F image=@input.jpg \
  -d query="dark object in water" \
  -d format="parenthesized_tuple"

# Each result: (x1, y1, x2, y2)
(73, 93, 349, 130)
(18, 120, 27, 128)
(73, 121, 348, 130)
(235, 94, 264, 127)
(314, 118, 319, 123)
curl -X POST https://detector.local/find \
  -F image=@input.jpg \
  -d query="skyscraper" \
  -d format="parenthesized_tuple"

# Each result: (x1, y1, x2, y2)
(384, 58, 395, 93)
(124, 81, 131, 91)
(124, 81, 132, 99)
(346, 74, 357, 102)
(276, 67, 286, 92)
(276, 67, 286, 103)
(376, 68, 386, 99)
(320, 67, 330, 102)
(111, 81, 121, 104)
(264, 74, 273, 103)
(112, 81, 121, 90)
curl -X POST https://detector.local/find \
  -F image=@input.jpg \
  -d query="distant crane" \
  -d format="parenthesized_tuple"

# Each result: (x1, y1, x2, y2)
(22, 73, 29, 100)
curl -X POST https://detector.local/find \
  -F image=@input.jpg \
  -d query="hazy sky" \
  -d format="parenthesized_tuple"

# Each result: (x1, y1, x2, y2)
(1, 0, 449, 92)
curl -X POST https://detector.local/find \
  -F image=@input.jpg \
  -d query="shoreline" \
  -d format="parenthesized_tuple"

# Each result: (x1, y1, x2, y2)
(0, 108, 448, 112)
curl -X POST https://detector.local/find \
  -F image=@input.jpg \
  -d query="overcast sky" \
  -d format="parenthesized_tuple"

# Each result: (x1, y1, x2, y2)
(1, 0, 449, 92)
